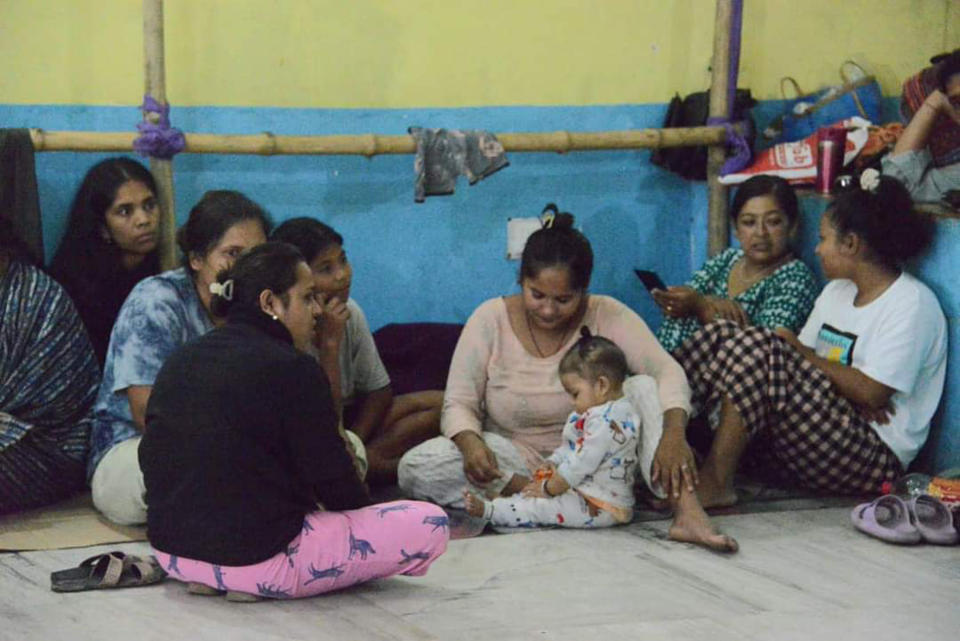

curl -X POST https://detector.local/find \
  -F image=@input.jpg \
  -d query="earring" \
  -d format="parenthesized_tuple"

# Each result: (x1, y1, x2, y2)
(270, 313, 278, 321)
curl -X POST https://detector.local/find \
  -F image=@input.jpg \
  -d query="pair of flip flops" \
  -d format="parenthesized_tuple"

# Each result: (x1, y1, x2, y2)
(851, 494, 958, 545)
(50, 551, 167, 592)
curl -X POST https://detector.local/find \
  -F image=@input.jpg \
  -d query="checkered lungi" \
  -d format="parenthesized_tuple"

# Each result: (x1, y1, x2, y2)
(674, 320, 902, 493)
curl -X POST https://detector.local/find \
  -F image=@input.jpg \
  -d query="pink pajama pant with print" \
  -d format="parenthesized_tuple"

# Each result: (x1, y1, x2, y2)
(152, 500, 448, 599)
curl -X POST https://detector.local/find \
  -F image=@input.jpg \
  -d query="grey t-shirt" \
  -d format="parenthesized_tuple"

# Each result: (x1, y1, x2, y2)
(882, 148, 960, 203)
(339, 299, 391, 408)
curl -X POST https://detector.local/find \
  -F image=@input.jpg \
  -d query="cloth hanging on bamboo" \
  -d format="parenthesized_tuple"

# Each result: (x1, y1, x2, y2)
(0, 261, 99, 514)
(0, 130, 44, 265)
(408, 128, 509, 202)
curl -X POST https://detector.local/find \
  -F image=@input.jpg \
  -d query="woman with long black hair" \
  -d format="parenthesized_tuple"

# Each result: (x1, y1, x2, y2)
(50, 157, 161, 365)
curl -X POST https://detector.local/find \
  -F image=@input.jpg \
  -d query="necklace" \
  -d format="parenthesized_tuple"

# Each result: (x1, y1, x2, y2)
(735, 255, 788, 288)
(524, 309, 575, 358)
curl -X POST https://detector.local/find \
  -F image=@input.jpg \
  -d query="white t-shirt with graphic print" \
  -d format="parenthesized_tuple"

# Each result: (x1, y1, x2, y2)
(798, 273, 947, 467)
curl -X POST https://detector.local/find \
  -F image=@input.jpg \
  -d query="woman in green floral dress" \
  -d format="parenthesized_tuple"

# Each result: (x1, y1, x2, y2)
(654, 176, 819, 353)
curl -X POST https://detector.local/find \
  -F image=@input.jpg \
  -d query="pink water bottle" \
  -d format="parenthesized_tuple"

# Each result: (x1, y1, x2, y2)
(816, 127, 847, 194)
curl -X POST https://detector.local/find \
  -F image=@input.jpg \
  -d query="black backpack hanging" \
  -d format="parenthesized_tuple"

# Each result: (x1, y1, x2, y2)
(651, 89, 757, 181)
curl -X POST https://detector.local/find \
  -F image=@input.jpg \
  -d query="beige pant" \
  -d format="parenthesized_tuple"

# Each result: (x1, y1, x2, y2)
(91, 432, 368, 526)
(90, 437, 147, 525)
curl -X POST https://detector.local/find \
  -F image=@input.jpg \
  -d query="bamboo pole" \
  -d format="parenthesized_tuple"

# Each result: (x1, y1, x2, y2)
(144, 0, 178, 270)
(706, 0, 733, 257)
(28, 125, 729, 155)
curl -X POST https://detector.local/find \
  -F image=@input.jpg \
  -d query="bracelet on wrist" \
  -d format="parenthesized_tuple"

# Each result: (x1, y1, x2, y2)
(542, 478, 555, 497)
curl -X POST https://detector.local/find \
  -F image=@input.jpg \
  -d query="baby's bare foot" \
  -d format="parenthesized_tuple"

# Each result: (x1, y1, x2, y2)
(463, 490, 487, 518)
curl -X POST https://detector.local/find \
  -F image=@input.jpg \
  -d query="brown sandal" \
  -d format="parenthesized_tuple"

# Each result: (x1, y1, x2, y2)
(50, 552, 166, 592)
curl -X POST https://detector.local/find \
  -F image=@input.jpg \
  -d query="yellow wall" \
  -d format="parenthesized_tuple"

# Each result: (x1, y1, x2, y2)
(1, 0, 956, 107)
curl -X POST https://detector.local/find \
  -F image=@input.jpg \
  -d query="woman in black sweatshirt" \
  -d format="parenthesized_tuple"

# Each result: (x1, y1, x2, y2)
(140, 242, 447, 600)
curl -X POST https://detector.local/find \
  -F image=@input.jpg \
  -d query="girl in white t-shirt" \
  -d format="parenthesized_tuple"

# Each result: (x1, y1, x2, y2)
(675, 171, 947, 507)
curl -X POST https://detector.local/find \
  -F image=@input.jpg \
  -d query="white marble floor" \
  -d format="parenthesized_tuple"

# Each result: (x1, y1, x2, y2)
(1, 507, 958, 641)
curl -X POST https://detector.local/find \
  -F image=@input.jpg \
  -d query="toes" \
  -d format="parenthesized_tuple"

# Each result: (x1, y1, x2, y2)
(710, 534, 739, 554)
(667, 525, 739, 554)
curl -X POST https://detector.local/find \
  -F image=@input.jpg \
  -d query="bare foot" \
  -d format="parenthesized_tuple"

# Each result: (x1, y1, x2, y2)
(695, 473, 738, 510)
(669, 490, 739, 553)
(462, 490, 488, 518)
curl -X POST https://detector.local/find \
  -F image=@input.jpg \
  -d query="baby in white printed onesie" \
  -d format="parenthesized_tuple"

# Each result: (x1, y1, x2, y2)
(464, 328, 639, 528)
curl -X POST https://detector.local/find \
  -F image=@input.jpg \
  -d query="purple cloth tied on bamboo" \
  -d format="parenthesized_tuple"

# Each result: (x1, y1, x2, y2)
(707, 117, 754, 176)
(133, 95, 186, 159)
(408, 127, 509, 202)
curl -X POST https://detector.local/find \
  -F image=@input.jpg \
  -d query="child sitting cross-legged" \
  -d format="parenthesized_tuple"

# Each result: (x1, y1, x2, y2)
(464, 328, 640, 528)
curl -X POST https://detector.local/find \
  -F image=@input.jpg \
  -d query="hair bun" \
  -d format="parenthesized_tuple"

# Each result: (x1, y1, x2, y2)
(552, 212, 575, 230)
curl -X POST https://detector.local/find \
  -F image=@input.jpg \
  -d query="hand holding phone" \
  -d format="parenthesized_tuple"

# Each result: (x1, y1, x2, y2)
(650, 286, 702, 319)
(634, 269, 667, 292)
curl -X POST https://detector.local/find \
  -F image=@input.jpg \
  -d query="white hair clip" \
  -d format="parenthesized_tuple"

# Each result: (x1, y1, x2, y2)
(859, 168, 881, 194)
(540, 203, 558, 229)
(209, 279, 234, 301)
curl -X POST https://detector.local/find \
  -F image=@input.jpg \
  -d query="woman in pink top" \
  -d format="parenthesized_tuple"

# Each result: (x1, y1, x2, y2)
(399, 210, 736, 552)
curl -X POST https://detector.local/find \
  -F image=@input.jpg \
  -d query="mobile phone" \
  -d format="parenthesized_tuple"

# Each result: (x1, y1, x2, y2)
(634, 269, 667, 292)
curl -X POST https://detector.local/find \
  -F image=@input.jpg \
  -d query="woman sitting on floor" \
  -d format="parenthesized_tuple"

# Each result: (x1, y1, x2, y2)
(654, 175, 819, 353)
(272, 218, 443, 485)
(0, 216, 99, 513)
(88, 190, 271, 525)
(676, 173, 947, 507)
(140, 242, 448, 601)
(50, 157, 161, 366)
(399, 210, 736, 552)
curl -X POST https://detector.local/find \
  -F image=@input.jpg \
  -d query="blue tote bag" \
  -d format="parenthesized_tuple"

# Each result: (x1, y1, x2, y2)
(768, 61, 883, 143)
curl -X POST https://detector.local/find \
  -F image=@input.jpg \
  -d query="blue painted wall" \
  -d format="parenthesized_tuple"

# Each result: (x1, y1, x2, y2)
(3, 99, 957, 471)
(2, 103, 698, 333)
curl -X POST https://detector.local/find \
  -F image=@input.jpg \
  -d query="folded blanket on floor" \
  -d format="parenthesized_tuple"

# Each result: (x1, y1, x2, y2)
(373, 322, 463, 395)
